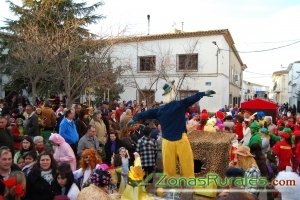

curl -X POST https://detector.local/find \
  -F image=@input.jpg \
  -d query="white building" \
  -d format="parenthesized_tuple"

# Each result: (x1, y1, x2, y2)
(111, 29, 246, 112)
(272, 70, 289, 104)
(287, 61, 300, 108)
(242, 81, 269, 101)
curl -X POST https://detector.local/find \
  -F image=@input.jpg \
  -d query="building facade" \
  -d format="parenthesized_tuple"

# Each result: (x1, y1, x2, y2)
(242, 81, 269, 102)
(272, 70, 289, 104)
(287, 61, 300, 109)
(111, 29, 245, 112)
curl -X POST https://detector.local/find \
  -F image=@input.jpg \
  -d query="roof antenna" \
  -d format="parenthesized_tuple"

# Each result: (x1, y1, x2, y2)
(147, 14, 150, 35)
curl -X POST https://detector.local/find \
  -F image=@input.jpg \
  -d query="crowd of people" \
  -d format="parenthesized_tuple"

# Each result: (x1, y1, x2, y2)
(0, 92, 300, 200)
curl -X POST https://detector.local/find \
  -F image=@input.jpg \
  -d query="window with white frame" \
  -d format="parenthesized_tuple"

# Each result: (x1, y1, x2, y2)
(177, 54, 198, 71)
(139, 56, 156, 71)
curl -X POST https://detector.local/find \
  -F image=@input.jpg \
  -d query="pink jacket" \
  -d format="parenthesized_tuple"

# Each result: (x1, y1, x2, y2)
(49, 133, 77, 171)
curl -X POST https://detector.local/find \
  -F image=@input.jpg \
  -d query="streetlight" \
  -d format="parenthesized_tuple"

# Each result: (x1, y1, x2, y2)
(212, 41, 220, 76)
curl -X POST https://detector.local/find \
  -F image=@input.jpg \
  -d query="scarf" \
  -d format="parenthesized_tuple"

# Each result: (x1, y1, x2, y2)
(41, 169, 53, 185)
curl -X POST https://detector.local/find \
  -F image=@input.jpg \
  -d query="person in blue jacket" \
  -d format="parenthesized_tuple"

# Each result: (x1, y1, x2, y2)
(59, 109, 79, 156)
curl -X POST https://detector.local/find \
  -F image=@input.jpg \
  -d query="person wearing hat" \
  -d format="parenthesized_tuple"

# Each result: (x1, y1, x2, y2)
(272, 128, 293, 171)
(204, 118, 217, 133)
(259, 127, 270, 154)
(197, 112, 209, 131)
(248, 121, 262, 148)
(77, 168, 112, 200)
(128, 80, 215, 180)
(230, 145, 261, 196)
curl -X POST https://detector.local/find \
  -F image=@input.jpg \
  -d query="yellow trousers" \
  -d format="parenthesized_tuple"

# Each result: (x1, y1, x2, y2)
(162, 133, 194, 178)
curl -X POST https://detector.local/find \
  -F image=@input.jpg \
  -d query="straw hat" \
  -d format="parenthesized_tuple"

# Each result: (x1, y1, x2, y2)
(233, 145, 254, 157)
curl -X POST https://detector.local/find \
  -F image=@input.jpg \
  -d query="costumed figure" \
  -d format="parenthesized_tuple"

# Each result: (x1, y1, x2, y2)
(73, 149, 102, 189)
(272, 128, 293, 171)
(204, 118, 217, 133)
(128, 81, 215, 190)
(197, 111, 209, 131)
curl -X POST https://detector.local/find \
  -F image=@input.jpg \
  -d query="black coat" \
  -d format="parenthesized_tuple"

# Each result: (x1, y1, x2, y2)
(25, 169, 56, 200)
(25, 113, 40, 137)
(0, 128, 14, 155)
(120, 136, 136, 166)
(104, 139, 121, 164)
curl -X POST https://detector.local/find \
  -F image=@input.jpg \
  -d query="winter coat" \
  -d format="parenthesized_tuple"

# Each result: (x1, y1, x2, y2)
(26, 169, 56, 200)
(90, 119, 107, 145)
(49, 134, 76, 171)
(59, 118, 79, 145)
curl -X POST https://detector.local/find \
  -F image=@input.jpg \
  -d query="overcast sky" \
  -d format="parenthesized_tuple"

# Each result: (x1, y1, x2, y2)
(1, 0, 300, 86)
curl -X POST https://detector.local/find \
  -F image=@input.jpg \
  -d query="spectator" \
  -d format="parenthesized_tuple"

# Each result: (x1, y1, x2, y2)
(16, 156, 25, 170)
(26, 151, 58, 200)
(59, 109, 79, 157)
(90, 111, 107, 146)
(22, 150, 37, 176)
(54, 163, 80, 200)
(241, 120, 251, 146)
(0, 146, 19, 180)
(33, 136, 45, 155)
(136, 126, 156, 183)
(104, 131, 121, 164)
(0, 116, 14, 154)
(24, 104, 40, 137)
(49, 133, 76, 171)
(76, 109, 90, 139)
(119, 128, 136, 166)
(108, 111, 120, 131)
(8, 117, 22, 150)
(230, 145, 261, 196)
(223, 115, 235, 132)
(13, 136, 35, 164)
(77, 125, 101, 157)
(115, 103, 125, 123)
(234, 116, 244, 141)
(119, 109, 132, 131)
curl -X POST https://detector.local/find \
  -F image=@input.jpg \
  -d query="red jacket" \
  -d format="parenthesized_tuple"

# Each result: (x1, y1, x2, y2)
(234, 122, 243, 140)
(272, 140, 293, 171)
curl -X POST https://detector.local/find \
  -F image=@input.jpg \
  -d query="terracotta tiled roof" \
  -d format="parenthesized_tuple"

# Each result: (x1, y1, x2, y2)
(113, 29, 234, 44)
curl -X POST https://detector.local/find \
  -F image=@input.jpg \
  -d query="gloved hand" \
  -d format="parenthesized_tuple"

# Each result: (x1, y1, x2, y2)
(127, 119, 135, 127)
(205, 90, 216, 97)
